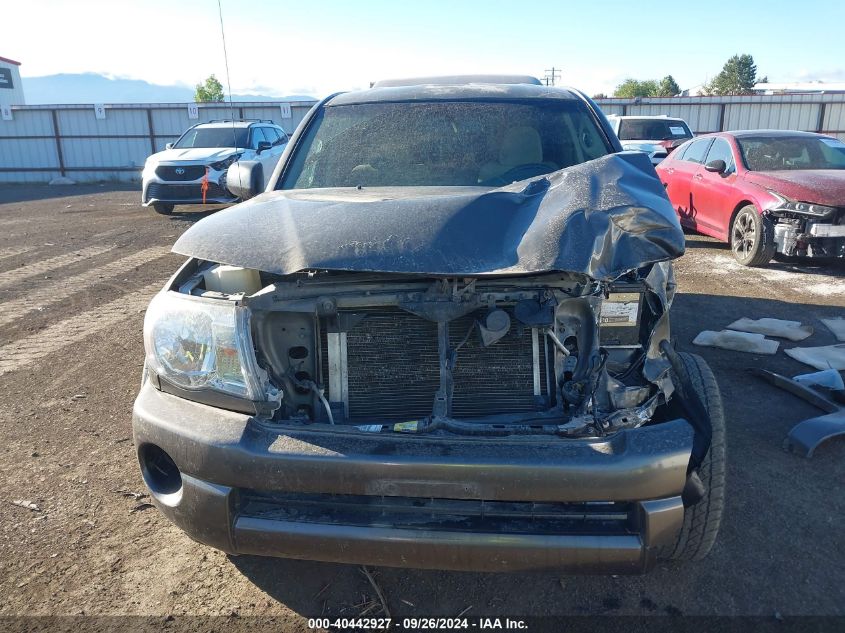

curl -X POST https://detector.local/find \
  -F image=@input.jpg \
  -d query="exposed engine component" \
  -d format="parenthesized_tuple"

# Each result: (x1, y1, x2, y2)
(202, 265, 262, 295)
(774, 221, 801, 256)
(478, 309, 511, 346)
(243, 267, 674, 436)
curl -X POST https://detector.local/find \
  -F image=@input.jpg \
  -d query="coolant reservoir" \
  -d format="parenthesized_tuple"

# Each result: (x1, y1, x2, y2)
(203, 265, 262, 295)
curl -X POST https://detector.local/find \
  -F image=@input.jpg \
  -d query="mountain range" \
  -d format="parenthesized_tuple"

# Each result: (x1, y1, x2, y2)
(21, 73, 316, 104)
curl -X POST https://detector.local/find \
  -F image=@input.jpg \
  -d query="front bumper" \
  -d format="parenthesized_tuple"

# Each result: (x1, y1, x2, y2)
(132, 382, 694, 573)
(141, 172, 237, 206)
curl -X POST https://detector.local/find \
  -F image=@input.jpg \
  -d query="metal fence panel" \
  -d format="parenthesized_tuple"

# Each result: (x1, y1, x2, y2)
(724, 102, 819, 131)
(0, 170, 62, 183)
(0, 101, 317, 183)
(3, 95, 845, 183)
(150, 107, 193, 137)
(823, 103, 845, 135)
(0, 138, 59, 169)
(594, 94, 845, 136)
(61, 137, 150, 169)
(0, 109, 54, 136)
(56, 108, 150, 135)
(597, 104, 624, 116)
(68, 169, 138, 183)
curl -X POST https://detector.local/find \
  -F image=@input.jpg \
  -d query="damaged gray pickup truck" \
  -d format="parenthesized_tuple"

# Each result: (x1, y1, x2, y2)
(133, 76, 725, 573)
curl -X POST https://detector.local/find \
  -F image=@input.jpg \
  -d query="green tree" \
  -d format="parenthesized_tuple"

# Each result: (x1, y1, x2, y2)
(655, 75, 680, 97)
(704, 54, 759, 95)
(194, 75, 225, 102)
(613, 78, 659, 98)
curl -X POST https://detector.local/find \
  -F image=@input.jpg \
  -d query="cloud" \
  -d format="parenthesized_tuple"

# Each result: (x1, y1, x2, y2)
(790, 68, 845, 82)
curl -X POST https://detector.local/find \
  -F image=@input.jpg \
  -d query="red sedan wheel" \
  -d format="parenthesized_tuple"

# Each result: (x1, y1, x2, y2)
(730, 205, 775, 266)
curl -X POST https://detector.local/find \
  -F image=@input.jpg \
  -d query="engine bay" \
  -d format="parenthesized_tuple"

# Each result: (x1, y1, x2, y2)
(170, 261, 680, 438)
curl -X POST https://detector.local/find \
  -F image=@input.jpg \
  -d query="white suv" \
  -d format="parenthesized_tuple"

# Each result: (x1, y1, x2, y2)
(605, 115, 693, 165)
(141, 120, 288, 215)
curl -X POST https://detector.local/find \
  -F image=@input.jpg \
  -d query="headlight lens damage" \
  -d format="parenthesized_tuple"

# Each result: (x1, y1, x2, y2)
(210, 153, 242, 172)
(143, 292, 265, 400)
(770, 192, 836, 218)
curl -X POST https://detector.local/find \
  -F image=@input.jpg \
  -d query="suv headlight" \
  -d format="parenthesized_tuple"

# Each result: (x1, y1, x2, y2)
(143, 291, 266, 400)
(769, 192, 836, 218)
(210, 153, 242, 172)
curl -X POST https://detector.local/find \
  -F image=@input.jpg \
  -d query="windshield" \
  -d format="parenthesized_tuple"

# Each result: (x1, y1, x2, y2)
(737, 135, 845, 171)
(280, 100, 611, 189)
(618, 119, 692, 141)
(174, 127, 249, 149)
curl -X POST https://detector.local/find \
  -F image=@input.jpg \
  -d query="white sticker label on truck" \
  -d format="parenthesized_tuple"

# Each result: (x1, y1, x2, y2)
(669, 126, 686, 136)
(600, 293, 641, 327)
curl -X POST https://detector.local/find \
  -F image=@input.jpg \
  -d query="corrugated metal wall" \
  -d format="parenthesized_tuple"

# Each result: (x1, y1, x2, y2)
(595, 93, 845, 141)
(3, 94, 845, 183)
(0, 101, 316, 183)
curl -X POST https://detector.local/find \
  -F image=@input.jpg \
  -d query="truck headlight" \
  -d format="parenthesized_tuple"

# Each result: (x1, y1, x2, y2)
(143, 291, 265, 400)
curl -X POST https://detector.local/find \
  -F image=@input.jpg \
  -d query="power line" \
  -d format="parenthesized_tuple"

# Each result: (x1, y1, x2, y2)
(544, 67, 562, 86)
(217, 0, 237, 146)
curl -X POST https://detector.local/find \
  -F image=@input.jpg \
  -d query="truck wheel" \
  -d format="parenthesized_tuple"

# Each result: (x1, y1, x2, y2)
(153, 203, 174, 215)
(730, 205, 775, 266)
(667, 352, 726, 561)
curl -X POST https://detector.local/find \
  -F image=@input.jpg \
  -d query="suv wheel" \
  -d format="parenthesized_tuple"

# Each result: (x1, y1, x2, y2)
(667, 352, 726, 561)
(730, 205, 775, 266)
(153, 203, 175, 215)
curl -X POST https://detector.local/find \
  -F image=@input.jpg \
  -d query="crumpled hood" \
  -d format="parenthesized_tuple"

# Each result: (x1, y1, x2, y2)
(172, 151, 684, 281)
(150, 147, 243, 163)
(744, 170, 845, 207)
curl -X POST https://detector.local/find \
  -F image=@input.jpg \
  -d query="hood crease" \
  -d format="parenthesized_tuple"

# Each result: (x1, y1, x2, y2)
(172, 152, 684, 281)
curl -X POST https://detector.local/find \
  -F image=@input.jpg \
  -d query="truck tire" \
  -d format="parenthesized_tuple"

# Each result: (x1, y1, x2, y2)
(153, 203, 174, 215)
(730, 205, 775, 266)
(667, 352, 726, 561)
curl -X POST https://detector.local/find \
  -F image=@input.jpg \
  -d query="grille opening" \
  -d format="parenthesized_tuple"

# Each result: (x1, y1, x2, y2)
(155, 165, 207, 181)
(239, 490, 635, 535)
(146, 182, 230, 201)
(319, 307, 552, 422)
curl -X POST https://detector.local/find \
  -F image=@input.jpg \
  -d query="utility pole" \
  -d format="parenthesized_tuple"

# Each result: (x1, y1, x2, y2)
(544, 67, 561, 86)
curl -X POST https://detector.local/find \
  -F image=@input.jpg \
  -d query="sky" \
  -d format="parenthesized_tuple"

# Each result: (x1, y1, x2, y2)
(6, 0, 845, 98)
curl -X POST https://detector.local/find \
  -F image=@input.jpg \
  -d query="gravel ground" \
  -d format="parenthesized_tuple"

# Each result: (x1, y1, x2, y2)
(0, 185, 843, 629)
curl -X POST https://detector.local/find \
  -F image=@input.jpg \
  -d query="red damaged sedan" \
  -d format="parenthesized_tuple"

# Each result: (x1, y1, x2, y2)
(655, 130, 845, 265)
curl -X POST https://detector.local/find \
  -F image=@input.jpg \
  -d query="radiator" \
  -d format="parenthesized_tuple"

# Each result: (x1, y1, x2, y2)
(320, 307, 551, 421)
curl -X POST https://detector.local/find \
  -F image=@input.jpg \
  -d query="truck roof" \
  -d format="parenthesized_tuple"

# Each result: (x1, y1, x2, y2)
(372, 74, 543, 88)
(327, 82, 585, 106)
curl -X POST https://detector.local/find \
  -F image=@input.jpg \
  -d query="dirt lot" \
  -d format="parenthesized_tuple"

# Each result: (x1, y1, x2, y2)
(0, 184, 843, 628)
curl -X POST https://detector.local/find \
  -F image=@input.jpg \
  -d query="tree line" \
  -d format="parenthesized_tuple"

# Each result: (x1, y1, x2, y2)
(602, 54, 766, 98)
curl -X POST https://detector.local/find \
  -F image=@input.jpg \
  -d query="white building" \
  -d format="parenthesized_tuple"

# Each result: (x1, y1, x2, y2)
(679, 84, 708, 97)
(754, 82, 845, 94)
(0, 56, 25, 106)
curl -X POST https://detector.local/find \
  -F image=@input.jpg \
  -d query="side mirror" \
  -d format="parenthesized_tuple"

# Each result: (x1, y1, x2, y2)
(256, 140, 273, 154)
(225, 161, 265, 201)
(704, 159, 727, 174)
(165, 142, 174, 150)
